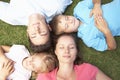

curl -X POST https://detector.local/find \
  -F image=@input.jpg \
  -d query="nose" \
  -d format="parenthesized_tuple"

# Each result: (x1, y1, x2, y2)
(65, 47, 69, 53)
(67, 17, 73, 23)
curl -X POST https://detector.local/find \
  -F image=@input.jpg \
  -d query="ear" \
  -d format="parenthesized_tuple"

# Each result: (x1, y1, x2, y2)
(48, 24, 52, 31)
(54, 50, 57, 55)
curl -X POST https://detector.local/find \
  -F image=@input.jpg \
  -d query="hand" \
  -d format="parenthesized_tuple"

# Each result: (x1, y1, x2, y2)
(94, 15, 110, 34)
(0, 56, 13, 65)
(90, 4, 102, 18)
(0, 61, 14, 80)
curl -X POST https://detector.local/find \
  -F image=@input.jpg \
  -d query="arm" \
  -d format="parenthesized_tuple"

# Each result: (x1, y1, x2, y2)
(94, 16, 116, 50)
(0, 45, 13, 64)
(1, 45, 11, 53)
(90, 0, 102, 17)
(96, 69, 112, 80)
(0, 61, 14, 80)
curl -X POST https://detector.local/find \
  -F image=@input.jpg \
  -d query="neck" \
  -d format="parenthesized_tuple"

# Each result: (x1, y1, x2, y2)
(57, 63, 76, 80)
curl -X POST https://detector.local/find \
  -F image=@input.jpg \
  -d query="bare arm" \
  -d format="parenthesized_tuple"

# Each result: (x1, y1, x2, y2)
(0, 45, 13, 64)
(94, 16, 116, 50)
(1, 45, 11, 53)
(90, 0, 102, 17)
(96, 69, 112, 80)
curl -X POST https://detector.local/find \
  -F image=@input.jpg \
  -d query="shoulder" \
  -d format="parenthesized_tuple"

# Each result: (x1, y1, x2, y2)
(75, 63, 98, 73)
(76, 63, 98, 69)
(74, 63, 99, 79)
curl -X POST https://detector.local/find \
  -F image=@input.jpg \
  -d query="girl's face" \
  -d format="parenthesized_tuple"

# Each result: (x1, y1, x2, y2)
(55, 35, 77, 63)
(23, 54, 44, 73)
(57, 15, 80, 33)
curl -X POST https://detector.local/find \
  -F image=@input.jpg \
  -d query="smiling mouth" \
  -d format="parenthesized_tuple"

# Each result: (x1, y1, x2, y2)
(63, 56, 71, 58)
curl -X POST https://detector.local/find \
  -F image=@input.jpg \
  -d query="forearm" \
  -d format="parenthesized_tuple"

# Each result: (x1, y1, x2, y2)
(1, 45, 10, 53)
(0, 46, 5, 57)
(104, 30, 116, 50)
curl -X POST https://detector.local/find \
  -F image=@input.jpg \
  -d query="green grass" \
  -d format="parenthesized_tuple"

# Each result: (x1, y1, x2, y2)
(0, 0, 120, 80)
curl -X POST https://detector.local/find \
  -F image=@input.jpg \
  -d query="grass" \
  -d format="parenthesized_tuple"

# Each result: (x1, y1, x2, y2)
(0, 0, 120, 80)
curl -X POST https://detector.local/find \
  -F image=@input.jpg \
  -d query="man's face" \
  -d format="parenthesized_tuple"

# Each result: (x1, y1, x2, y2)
(27, 14, 50, 45)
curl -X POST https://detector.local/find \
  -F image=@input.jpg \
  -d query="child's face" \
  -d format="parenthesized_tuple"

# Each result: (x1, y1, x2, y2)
(57, 15, 80, 34)
(23, 54, 44, 73)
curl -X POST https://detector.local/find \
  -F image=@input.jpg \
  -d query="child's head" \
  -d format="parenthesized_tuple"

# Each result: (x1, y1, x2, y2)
(49, 14, 80, 35)
(23, 52, 56, 73)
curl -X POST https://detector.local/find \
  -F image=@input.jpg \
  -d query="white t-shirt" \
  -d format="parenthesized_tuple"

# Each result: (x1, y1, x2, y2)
(5, 45, 31, 80)
(0, 0, 72, 25)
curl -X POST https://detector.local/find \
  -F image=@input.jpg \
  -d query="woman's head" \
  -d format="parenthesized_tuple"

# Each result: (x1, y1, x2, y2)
(53, 33, 83, 65)
(23, 52, 56, 73)
(49, 15, 80, 35)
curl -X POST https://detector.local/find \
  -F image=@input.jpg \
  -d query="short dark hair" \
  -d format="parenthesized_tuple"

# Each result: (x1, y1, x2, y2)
(49, 14, 63, 35)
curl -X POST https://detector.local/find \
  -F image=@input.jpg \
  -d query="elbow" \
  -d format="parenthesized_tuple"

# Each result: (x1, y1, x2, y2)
(108, 45, 117, 50)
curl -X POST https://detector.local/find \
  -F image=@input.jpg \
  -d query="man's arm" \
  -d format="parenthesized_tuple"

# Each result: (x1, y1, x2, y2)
(90, 0, 102, 17)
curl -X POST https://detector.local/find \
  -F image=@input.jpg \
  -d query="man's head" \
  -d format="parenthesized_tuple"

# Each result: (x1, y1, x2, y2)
(27, 13, 52, 52)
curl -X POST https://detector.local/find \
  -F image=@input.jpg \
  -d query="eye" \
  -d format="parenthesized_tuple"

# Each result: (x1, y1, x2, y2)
(59, 46, 64, 49)
(69, 45, 75, 49)
(30, 33, 36, 38)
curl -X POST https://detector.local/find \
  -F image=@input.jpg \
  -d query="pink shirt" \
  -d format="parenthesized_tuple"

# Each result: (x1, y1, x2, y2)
(36, 63, 98, 80)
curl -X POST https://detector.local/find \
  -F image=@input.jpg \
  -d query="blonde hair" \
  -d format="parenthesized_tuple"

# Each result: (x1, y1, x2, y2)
(34, 53, 56, 73)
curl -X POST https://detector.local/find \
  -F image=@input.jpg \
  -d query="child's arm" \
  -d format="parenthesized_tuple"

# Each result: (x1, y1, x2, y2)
(90, 0, 102, 18)
(94, 16, 116, 50)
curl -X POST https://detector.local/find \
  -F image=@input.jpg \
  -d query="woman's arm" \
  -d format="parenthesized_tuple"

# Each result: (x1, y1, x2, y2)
(90, 0, 102, 17)
(0, 46, 13, 64)
(1, 45, 11, 53)
(96, 69, 112, 80)
(94, 15, 116, 50)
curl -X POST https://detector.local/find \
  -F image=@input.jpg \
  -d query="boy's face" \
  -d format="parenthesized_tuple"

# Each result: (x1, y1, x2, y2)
(23, 54, 44, 73)
(57, 15, 80, 34)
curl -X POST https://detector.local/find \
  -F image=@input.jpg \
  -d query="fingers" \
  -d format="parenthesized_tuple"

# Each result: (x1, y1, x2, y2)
(3, 61, 14, 73)
(89, 11, 93, 17)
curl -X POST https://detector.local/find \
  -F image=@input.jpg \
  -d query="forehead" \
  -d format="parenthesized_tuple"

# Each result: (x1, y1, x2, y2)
(57, 35, 75, 44)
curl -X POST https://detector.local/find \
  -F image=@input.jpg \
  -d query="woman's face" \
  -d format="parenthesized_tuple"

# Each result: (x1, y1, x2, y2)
(27, 14, 50, 45)
(57, 15, 80, 33)
(55, 35, 77, 63)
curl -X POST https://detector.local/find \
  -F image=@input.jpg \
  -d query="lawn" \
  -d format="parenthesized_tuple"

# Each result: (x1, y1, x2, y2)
(0, 0, 120, 80)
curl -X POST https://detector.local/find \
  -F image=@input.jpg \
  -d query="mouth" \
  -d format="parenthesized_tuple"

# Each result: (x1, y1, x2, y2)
(63, 55, 71, 58)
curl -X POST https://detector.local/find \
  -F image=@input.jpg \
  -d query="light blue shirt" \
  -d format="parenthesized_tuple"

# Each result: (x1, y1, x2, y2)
(74, 0, 120, 51)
